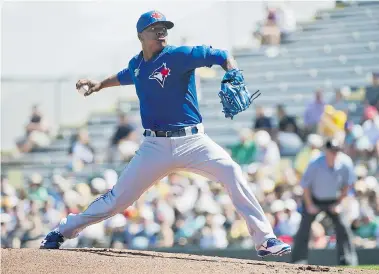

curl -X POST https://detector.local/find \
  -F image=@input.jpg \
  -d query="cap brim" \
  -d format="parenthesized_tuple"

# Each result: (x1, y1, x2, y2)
(140, 21, 174, 33)
(163, 21, 174, 29)
(153, 20, 174, 30)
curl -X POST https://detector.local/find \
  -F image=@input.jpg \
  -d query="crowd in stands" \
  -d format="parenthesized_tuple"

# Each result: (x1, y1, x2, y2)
(66, 112, 140, 172)
(2, 72, 379, 251)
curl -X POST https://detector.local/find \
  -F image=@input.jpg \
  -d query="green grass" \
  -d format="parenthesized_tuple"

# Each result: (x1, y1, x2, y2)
(342, 265, 379, 270)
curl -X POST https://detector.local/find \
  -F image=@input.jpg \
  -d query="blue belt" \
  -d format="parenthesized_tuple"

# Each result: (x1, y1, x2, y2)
(143, 125, 201, 137)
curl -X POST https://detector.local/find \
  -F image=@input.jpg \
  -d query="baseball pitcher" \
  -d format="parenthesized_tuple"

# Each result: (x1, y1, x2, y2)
(40, 10, 291, 257)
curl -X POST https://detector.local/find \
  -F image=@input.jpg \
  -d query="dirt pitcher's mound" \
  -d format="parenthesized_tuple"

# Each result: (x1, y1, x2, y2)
(0, 248, 374, 274)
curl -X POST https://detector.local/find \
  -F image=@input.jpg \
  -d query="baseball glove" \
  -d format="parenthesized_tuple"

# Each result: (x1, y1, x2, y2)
(218, 69, 261, 119)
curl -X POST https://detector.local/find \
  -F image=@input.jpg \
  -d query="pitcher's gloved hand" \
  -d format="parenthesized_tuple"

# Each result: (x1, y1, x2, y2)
(218, 69, 261, 119)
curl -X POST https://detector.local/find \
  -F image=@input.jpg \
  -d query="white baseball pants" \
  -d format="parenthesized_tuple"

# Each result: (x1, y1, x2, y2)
(58, 125, 275, 247)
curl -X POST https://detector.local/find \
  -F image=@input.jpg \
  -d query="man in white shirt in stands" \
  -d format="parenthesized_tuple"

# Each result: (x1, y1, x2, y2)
(276, 3, 297, 41)
(362, 105, 379, 157)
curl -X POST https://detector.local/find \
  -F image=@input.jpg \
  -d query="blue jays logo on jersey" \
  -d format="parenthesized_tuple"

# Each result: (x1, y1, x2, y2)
(149, 63, 171, 88)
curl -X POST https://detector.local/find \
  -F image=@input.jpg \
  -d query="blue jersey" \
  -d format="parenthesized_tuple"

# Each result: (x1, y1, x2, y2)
(117, 45, 228, 130)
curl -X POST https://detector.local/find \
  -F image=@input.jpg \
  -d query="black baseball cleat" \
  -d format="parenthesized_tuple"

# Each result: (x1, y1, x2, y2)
(40, 229, 65, 249)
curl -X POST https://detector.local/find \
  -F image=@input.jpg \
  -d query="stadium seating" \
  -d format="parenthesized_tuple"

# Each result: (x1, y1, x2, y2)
(199, 3, 379, 146)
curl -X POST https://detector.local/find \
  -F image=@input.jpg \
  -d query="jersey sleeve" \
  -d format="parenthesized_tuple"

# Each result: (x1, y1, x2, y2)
(117, 67, 134, 85)
(178, 45, 229, 71)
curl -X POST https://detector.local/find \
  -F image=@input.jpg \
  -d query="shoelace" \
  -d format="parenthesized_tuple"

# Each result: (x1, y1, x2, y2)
(267, 238, 282, 245)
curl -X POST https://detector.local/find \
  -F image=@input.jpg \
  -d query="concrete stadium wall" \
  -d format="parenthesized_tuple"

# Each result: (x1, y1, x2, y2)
(149, 247, 379, 266)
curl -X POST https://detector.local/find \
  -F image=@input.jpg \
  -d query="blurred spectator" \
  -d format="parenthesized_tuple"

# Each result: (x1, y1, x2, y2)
(345, 122, 375, 161)
(68, 132, 79, 155)
(276, 3, 297, 42)
(108, 113, 139, 162)
(21, 200, 45, 247)
(211, 223, 229, 249)
(373, 72, 379, 86)
(330, 88, 350, 114)
(303, 89, 325, 134)
(199, 217, 228, 249)
(255, 130, 281, 166)
(16, 104, 51, 153)
(105, 214, 128, 248)
(270, 199, 286, 235)
(318, 105, 347, 140)
(199, 226, 214, 248)
(365, 72, 379, 109)
(294, 134, 323, 176)
(253, 106, 273, 131)
(156, 221, 174, 248)
(344, 122, 359, 157)
(90, 177, 108, 196)
(261, 18, 281, 45)
(1, 174, 16, 197)
(351, 209, 379, 248)
(1, 213, 12, 247)
(309, 221, 328, 249)
(69, 128, 95, 170)
(280, 199, 302, 237)
(362, 106, 379, 157)
(276, 131, 303, 157)
(27, 173, 48, 202)
(78, 222, 107, 248)
(291, 138, 358, 265)
(277, 104, 298, 134)
(254, 6, 281, 46)
(41, 198, 63, 229)
(226, 128, 256, 166)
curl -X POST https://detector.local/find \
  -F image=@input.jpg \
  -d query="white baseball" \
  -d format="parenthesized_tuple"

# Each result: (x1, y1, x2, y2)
(78, 85, 89, 96)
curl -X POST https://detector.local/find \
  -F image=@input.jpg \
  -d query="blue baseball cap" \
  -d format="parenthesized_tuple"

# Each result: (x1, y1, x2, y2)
(136, 10, 174, 33)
